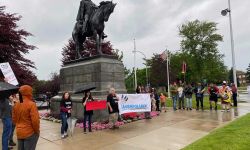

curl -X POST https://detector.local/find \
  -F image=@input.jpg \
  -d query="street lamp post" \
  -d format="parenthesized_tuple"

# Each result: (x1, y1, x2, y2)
(221, 0, 237, 87)
(133, 50, 149, 87)
(132, 39, 149, 89)
(133, 39, 137, 90)
(166, 50, 170, 98)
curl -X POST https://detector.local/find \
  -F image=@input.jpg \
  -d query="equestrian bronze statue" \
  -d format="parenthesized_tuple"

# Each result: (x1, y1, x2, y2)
(72, 0, 116, 58)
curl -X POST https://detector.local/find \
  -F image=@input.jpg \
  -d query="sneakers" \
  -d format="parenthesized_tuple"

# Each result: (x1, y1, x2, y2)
(64, 132, 68, 137)
(227, 109, 230, 112)
(61, 134, 65, 139)
(61, 132, 68, 138)
(221, 109, 225, 112)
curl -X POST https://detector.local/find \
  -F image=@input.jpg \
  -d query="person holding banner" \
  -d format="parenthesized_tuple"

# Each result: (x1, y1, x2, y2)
(152, 88, 160, 111)
(82, 90, 94, 133)
(60, 92, 72, 138)
(107, 88, 119, 129)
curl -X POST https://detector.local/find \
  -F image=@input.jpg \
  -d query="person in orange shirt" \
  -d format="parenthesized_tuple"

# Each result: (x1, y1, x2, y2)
(160, 93, 167, 112)
(12, 85, 40, 150)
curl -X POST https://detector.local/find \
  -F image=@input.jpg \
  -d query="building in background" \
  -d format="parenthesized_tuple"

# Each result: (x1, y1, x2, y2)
(237, 70, 247, 86)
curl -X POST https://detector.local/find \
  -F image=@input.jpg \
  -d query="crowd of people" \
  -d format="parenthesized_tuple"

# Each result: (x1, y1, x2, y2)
(1, 77, 239, 149)
(135, 80, 238, 115)
(170, 81, 238, 112)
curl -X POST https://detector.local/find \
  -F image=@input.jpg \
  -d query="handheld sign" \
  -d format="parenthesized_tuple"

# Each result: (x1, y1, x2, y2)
(0, 62, 18, 85)
(86, 100, 107, 111)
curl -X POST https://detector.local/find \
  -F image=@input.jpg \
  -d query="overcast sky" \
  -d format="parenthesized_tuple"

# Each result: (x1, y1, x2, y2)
(2, 0, 250, 80)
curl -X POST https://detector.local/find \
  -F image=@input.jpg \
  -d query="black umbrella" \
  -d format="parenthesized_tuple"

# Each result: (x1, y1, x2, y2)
(0, 82, 19, 99)
(74, 85, 96, 94)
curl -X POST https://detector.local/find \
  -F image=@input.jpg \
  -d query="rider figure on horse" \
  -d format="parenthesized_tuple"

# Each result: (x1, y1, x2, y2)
(76, 0, 107, 38)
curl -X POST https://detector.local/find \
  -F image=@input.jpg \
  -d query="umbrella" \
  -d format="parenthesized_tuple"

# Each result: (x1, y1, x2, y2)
(74, 85, 96, 94)
(67, 117, 77, 136)
(0, 82, 19, 99)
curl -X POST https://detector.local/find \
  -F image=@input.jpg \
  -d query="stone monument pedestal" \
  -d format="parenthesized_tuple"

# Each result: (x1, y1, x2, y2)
(51, 55, 126, 121)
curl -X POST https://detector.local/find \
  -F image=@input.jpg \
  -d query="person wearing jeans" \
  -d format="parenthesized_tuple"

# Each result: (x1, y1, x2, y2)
(170, 82, 178, 111)
(1, 96, 14, 150)
(60, 112, 68, 137)
(9, 93, 20, 147)
(82, 90, 94, 133)
(184, 84, 193, 110)
(177, 84, 185, 110)
(194, 83, 205, 111)
(60, 92, 72, 139)
(1, 116, 12, 150)
(172, 96, 177, 111)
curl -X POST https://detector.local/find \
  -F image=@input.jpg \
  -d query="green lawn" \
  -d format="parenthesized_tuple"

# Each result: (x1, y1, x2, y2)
(165, 96, 222, 110)
(183, 113, 250, 150)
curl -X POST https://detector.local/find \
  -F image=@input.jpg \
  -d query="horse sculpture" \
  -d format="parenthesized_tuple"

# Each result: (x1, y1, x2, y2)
(72, 1, 116, 59)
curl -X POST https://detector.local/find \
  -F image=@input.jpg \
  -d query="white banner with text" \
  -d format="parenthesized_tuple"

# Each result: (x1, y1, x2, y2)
(117, 94, 151, 114)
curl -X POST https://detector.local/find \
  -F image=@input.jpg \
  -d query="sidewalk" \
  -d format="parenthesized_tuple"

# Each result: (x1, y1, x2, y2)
(1, 103, 250, 150)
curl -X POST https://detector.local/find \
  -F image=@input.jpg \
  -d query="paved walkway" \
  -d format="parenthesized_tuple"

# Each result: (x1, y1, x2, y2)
(1, 100, 250, 150)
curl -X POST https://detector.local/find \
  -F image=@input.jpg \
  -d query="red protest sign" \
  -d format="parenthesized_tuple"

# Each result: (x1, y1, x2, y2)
(86, 100, 107, 111)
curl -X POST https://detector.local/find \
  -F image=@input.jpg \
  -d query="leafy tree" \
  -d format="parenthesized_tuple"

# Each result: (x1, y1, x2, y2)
(146, 53, 185, 87)
(125, 68, 134, 92)
(179, 20, 226, 83)
(147, 54, 168, 87)
(61, 38, 116, 65)
(0, 6, 37, 85)
(124, 68, 147, 92)
(33, 72, 60, 96)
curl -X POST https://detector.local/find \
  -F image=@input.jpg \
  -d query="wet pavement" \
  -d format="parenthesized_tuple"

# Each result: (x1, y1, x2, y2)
(1, 94, 250, 150)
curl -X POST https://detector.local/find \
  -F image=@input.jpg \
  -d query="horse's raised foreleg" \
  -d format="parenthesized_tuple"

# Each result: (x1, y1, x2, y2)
(97, 33, 103, 55)
(93, 30, 103, 55)
(76, 42, 82, 59)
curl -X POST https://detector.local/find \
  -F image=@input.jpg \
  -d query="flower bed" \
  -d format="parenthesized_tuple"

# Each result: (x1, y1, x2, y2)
(76, 111, 160, 130)
(40, 111, 160, 130)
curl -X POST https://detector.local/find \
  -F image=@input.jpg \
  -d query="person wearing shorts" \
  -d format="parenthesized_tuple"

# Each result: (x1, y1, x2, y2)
(160, 93, 167, 112)
(107, 88, 119, 129)
(208, 83, 219, 111)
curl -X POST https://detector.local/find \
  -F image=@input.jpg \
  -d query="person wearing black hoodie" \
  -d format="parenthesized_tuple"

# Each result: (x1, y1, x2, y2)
(82, 90, 94, 133)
